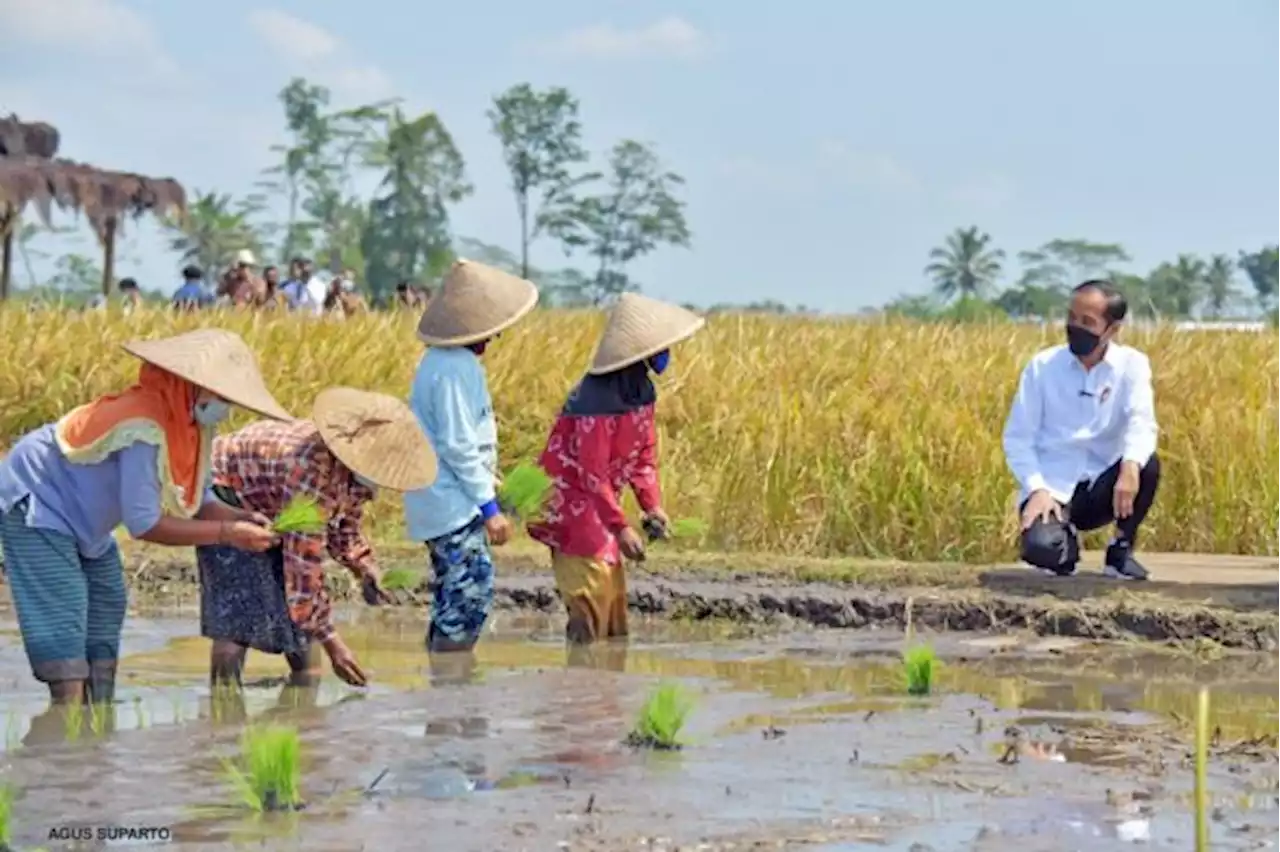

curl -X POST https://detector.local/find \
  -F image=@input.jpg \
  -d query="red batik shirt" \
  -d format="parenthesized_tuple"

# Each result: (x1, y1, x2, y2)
(211, 419, 378, 642)
(528, 404, 662, 564)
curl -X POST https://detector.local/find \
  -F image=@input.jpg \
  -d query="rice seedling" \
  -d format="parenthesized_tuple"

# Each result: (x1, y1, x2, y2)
(272, 495, 326, 535)
(87, 701, 110, 737)
(497, 461, 553, 519)
(625, 682, 695, 751)
(379, 566, 421, 592)
(132, 695, 147, 730)
(1, 307, 1274, 561)
(61, 702, 84, 742)
(4, 715, 19, 750)
(902, 644, 938, 696)
(0, 784, 13, 852)
(1194, 687, 1210, 852)
(223, 725, 304, 812)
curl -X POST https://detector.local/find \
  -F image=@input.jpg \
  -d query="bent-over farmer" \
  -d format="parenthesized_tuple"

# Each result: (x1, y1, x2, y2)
(200, 388, 437, 688)
(404, 259, 539, 655)
(0, 329, 290, 705)
(1002, 280, 1160, 581)
(529, 293, 705, 643)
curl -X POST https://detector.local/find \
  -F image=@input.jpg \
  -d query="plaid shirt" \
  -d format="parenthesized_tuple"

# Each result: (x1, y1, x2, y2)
(211, 419, 379, 642)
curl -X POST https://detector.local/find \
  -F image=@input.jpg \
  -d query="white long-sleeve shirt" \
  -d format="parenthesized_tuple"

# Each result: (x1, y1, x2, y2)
(1002, 342, 1158, 504)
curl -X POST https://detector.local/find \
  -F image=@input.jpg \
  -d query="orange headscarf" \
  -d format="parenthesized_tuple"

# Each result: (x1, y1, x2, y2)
(55, 363, 211, 517)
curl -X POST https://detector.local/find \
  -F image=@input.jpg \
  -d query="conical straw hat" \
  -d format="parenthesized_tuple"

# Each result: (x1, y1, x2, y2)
(588, 293, 706, 375)
(312, 388, 437, 492)
(416, 259, 539, 346)
(122, 328, 293, 421)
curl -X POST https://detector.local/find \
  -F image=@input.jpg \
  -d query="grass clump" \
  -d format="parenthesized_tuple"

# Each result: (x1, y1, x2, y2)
(223, 725, 304, 812)
(498, 462, 554, 519)
(902, 644, 938, 696)
(272, 495, 326, 535)
(625, 682, 694, 751)
(378, 567, 421, 592)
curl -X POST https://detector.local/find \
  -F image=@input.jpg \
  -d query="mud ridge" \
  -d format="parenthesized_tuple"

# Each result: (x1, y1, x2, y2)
(492, 575, 1278, 651)
(92, 559, 1279, 651)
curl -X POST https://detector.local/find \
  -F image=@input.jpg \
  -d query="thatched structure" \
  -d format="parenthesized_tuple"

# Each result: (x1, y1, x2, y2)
(0, 115, 186, 300)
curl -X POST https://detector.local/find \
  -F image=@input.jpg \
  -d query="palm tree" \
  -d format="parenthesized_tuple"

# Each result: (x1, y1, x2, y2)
(166, 191, 267, 279)
(1203, 254, 1239, 318)
(925, 226, 1005, 301)
(1146, 254, 1206, 318)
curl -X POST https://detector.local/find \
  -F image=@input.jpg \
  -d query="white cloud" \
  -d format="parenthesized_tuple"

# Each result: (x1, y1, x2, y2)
(816, 138, 919, 193)
(0, 0, 180, 80)
(535, 16, 708, 60)
(946, 174, 1016, 211)
(246, 8, 393, 101)
(247, 8, 339, 63)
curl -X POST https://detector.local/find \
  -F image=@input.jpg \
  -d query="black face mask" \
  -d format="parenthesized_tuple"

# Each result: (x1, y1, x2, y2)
(1066, 323, 1103, 357)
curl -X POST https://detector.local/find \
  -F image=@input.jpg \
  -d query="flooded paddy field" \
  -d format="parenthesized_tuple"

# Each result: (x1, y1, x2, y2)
(0, 603, 1276, 851)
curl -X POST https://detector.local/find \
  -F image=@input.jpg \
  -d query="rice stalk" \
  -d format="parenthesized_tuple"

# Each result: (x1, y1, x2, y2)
(223, 725, 304, 812)
(272, 495, 326, 535)
(625, 682, 695, 750)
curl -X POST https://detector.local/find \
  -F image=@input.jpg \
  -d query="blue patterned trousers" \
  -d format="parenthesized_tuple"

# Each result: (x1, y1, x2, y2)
(425, 516, 495, 650)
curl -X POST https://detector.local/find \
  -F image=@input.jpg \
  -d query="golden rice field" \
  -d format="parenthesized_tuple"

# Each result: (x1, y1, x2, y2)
(0, 305, 1275, 562)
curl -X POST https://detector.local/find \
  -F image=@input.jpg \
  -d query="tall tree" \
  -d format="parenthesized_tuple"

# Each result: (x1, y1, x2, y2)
(1145, 254, 1206, 318)
(1202, 253, 1240, 318)
(1016, 239, 1130, 289)
(455, 236, 593, 306)
(166, 191, 268, 278)
(924, 226, 1005, 301)
(360, 109, 472, 300)
(564, 140, 691, 304)
(487, 84, 594, 279)
(1238, 245, 1279, 312)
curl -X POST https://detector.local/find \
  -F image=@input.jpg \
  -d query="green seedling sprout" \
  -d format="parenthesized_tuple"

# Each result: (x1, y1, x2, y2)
(87, 701, 110, 737)
(379, 567, 421, 592)
(1194, 687, 1209, 852)
(223, 725, 304, 812)
(61, 702, 83, 742)
(5, 714, 19, 750)
(902, 644, 938, 697)
(498, 462, 554, 519)
(0, 784, 13, 852)
(667, 517, 708, 538)
(272, 495, 327, 535)
(625, 682, 694, 751)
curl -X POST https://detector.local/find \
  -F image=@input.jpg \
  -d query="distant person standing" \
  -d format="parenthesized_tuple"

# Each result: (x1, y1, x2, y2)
(1002, 280, 1160, 582)
(220, 250, 260, 307)
(172, 266, 214, 311)
(117, 278, 142, 313)
(280, 258, 315, 312)
(258, 265, 285, 310)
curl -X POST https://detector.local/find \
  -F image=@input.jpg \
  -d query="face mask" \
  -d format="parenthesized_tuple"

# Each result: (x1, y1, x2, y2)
(1065, 324, 1103, 357)
(648, 350, 671, 375)
(194, 399, 231, 426)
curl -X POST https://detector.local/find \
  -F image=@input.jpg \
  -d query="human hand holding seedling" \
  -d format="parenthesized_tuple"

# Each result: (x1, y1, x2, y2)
(617, 527, 646, 561)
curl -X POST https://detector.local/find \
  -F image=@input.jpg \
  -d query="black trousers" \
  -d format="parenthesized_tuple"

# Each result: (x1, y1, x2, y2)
(1019, 454, 1161, 572)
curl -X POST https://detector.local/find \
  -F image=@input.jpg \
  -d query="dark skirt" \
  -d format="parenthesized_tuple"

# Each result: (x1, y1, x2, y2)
(197, 544, 308, 656)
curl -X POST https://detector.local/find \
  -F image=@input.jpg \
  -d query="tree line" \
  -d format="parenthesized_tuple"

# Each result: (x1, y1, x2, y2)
(9, 78, 691, 309)
(884, 228, 1279, 323)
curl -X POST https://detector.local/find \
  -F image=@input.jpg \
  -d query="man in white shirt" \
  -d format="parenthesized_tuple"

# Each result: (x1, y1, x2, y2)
(1002, 280, 1161, 581)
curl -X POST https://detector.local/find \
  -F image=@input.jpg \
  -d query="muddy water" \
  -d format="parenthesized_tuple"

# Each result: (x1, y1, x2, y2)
(0, 606, 1276, 851)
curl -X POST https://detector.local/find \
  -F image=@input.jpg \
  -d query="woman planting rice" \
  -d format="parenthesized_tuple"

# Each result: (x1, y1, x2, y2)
(529, 293, 705, 644)
(405, 258, 538, 657)
(0, 329, 291, 706)
(199, 388, 436, 688)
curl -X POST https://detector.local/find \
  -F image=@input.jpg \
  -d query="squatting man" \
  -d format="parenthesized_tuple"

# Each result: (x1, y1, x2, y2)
(1002, 279, 1161, 581)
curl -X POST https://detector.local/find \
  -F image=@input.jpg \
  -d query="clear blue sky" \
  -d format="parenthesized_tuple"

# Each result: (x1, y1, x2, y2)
(1, 0, 1276, 312)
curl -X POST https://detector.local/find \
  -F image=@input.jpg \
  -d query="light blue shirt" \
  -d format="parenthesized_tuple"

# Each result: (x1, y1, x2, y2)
(403, 347, 499, 541)
(0, 423, 215, 558)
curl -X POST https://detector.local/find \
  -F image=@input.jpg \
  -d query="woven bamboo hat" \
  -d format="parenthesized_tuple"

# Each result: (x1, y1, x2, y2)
(588, 293, 706, 375)
(416, 259, 539, 346)
(122, 328, 293, 421)
(312, 387, 437, 492)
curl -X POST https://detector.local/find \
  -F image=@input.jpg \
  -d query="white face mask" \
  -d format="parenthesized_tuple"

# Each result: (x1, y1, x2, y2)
(194, 399, 231, 426)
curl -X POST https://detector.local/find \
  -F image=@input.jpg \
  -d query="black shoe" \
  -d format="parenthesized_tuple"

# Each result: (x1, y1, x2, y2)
(1033, 562, 1078, 577)
(1103, 542, 1148, 581)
